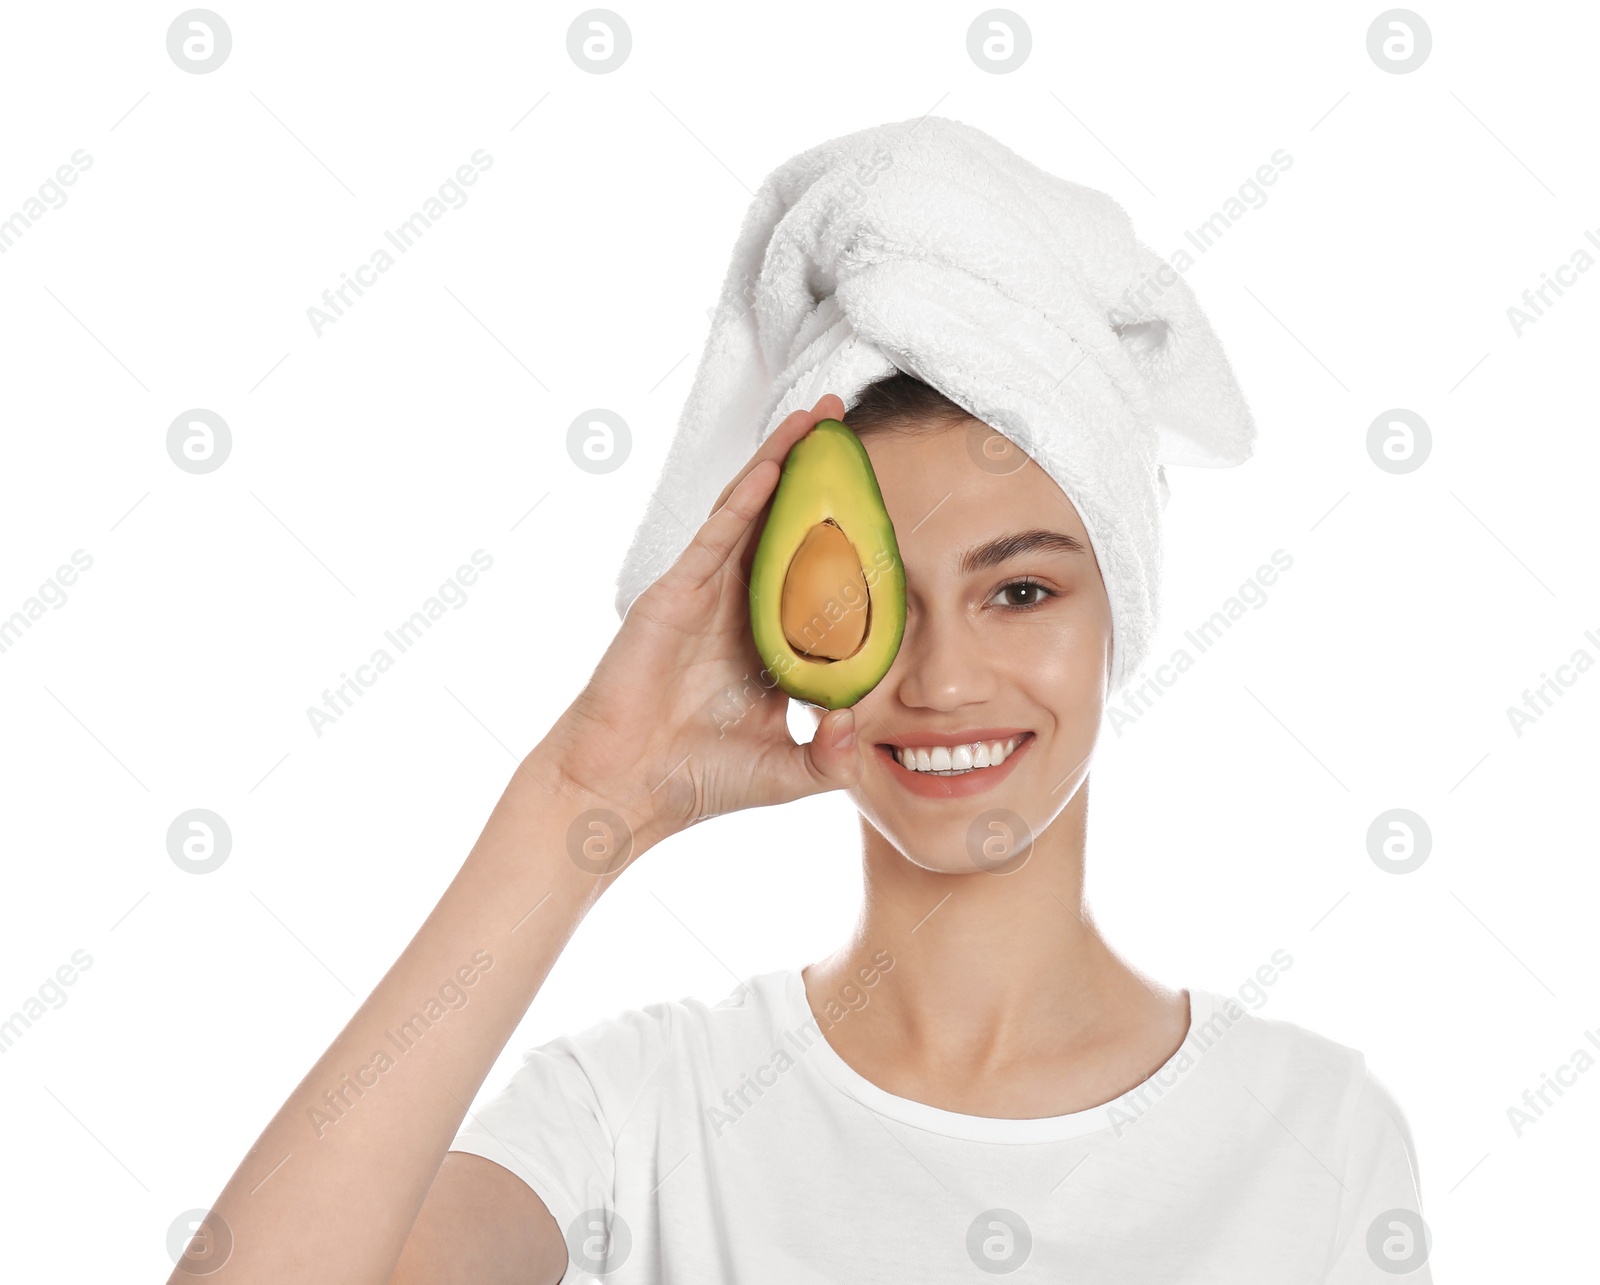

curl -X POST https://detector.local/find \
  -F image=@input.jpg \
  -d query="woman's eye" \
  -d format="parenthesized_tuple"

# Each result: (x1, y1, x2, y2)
(992, 580, 1054, 609)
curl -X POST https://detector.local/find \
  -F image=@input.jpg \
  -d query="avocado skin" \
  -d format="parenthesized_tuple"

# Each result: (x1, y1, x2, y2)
(748, 419, 906, 710)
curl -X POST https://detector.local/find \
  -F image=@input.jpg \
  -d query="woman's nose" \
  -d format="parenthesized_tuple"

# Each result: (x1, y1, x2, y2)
(889, 603, 996, 711)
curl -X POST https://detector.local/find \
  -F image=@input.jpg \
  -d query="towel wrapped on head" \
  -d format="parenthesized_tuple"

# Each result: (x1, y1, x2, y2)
(612, 114, 1255, 696)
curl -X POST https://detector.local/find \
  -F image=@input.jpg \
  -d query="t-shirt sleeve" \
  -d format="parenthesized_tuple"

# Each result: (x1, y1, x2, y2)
(448, 998, 676, 1252)
(1321, 1063, 1434, 1284)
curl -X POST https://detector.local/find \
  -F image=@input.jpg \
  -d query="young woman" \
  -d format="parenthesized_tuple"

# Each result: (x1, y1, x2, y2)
(182, 372, 1429, 1283)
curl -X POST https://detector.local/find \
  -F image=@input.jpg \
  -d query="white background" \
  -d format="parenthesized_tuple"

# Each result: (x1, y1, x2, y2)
(2, 1, 1594, 1278)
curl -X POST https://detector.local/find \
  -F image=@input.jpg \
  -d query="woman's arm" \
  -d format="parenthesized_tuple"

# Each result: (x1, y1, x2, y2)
(174, 394, 862, 1285)
(169, 749, 621, 1284)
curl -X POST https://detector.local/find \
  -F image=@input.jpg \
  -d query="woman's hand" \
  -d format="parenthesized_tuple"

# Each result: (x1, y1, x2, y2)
(536, 394, 863, 854)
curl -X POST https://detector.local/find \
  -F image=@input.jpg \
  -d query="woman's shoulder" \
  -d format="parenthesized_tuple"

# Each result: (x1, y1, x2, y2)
(496, 971, 793, 1138)
(1185, 987, 1412, 1130)
(547, 968, 794, 1063)
(1190, 989, 1365, 1070)
(1175, 991, 1429, 1275)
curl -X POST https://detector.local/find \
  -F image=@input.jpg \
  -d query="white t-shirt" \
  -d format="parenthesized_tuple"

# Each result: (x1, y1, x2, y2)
(451, 970, 1432, 1283)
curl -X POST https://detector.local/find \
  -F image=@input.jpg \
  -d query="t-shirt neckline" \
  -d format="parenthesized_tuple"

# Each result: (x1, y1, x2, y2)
(781, 968, 1219, 1143)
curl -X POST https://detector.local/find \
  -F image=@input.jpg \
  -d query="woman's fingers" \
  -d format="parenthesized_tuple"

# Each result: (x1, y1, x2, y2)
(757, 706, 862, 806)
(708, 394, 847, 516)
(804, 707, 861, 789)
(667, 458, 780, 594)
(645, 395, 850, 624)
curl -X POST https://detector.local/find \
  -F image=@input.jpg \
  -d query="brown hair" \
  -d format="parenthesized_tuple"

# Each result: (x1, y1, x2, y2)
(843, 369, 973, 436)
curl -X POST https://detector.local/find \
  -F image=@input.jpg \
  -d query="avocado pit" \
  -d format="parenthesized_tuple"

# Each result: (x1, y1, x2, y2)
(780, 518, 871, 661)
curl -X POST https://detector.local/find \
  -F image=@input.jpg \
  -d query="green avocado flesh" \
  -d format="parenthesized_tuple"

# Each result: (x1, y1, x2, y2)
(748, 419, 906, 710)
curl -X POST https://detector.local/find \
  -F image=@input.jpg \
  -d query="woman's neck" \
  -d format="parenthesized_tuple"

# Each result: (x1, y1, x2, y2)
(803, 779, 1189, 1116)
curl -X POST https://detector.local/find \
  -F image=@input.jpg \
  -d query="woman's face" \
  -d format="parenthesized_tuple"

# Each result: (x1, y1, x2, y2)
(809, 417, 1113, 874)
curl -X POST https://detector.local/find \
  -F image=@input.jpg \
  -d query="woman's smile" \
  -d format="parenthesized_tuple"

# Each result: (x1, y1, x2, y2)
(875, 730, 1037, 799)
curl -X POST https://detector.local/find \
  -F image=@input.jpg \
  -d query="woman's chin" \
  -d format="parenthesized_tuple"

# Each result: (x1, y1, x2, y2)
(854, 797, 1042, 875)
(883, 837, 1035, 878)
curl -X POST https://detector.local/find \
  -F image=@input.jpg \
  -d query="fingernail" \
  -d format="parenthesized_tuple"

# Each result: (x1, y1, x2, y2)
(831, 710, 856, 750)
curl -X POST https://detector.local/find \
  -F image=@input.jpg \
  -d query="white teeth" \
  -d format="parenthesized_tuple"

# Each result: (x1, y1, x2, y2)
(893, 736, 1023, 774)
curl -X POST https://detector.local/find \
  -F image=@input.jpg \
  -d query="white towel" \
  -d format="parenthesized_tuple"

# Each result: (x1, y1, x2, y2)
(612, 114, 1255, 696)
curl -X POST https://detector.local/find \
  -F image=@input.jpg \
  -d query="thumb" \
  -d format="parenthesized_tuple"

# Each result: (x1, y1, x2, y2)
(799, 707, 863, 793)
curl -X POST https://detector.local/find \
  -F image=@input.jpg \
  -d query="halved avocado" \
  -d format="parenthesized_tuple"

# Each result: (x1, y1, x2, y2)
(748, 419, 906, 710)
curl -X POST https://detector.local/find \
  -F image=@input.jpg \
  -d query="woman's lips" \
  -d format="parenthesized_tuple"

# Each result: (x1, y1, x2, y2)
(875, 732, 1035, 800)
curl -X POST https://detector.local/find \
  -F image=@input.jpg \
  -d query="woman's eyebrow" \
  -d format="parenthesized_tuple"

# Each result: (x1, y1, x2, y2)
(957, 529, 1087, 575)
